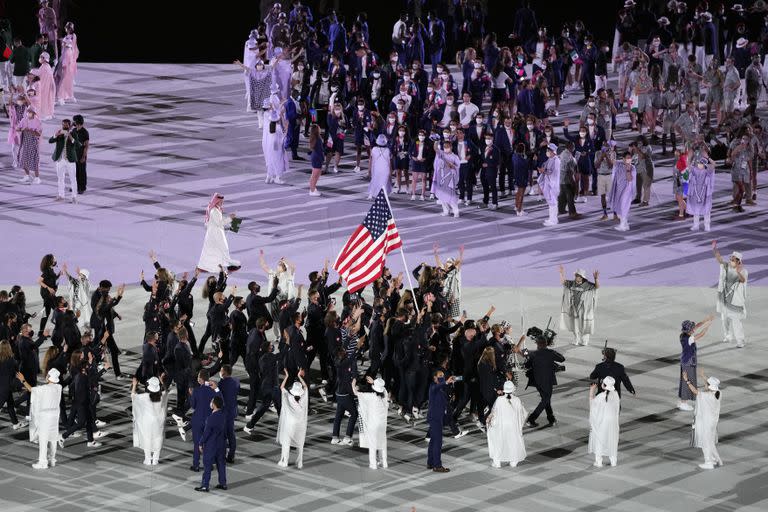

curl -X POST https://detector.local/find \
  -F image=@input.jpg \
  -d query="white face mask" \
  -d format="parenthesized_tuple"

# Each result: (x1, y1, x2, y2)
(418, 135, 425, 141)
(579, 131, 587, 137)
(398, 130, 406, 136)
(446, 99, 454, 105)
(298, 65, 304, 71)
(587, 119, 594, 125)
(357, 105, 364, 111)
(391, 57, 398, 62)
(526, 124, 534, 130)
(388, 117, 396, 123)
(474, 63, 481, 69)
(476, 118, 483, 124)
(427, 87, 433, 93)
(443, 133, 450, 139)
(485, 138, 492, 145)
(588, 101, 595, 107)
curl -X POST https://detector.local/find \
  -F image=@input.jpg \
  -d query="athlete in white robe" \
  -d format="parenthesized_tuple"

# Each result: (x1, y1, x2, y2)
(588, 377, 620, 467)
(263, 108, 290, 184)
(21, 369, 62, 469)
(712, 242, 748, 347)
(131, 377, 169, 465)
(259, 251, 297, 337)
(354, 377, 389, 469)
(197, 193, 241, 273)
(486, 381, 527, 468)
(277, 373, 308, 469)
(683, 371, 723, 469)
(559, 266, 599, 346)
(65, 267, 92, 330)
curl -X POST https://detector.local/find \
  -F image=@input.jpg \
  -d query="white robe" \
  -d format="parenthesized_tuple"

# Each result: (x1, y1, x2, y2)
(560, 280, 598, 335)
(367, 147, 392, 197)
(262, 118, 289, 178)
(693, 391, 721, 461)
(588, 391, 620, 458)
(486, 395, 527, 464)
(197, 208, 240, 273)
(29, 384, 62, 443)
(716, 264, 748, 319)
(132, 392, 169, 453)
(277, 388, 308, 448)
(357, 392, 389, 450)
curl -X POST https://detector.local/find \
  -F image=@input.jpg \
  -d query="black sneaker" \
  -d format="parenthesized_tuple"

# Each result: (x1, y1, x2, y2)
(194, 487, 209, 492)
(525, 420, 539, 428)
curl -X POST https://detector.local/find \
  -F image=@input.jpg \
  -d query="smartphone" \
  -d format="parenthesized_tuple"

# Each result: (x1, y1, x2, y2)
(453, 376, 464, 382)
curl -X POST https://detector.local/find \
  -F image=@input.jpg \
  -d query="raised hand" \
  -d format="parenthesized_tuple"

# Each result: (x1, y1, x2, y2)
(593, 270, 600, 280)
(149, 249, 157, 262)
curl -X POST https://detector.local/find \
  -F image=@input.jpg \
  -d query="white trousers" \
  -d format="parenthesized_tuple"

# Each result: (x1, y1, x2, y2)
(691, 213, 711, 231)
(439, 200, 459, 217)
(56, 159, 77, 199)
(38, 431, 57, 466)
(595, 75, 608, 93)
(545, 204, 558, 225)
(0, 62, 12, 89)
(721, 309, 745, 345)
(280, 443, 304, 467)
(573, 322, 590, 345)
(701, 442, 722, 465)
(368, 443, 388, 468)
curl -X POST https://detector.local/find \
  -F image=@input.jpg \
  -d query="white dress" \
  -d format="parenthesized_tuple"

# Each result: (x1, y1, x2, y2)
(277, 388, 308, 448)
(588, 391, 620, 459)
(197, 208, 240, 273)
(693, 391, 722, 464)
(262, 118, 289, 179)
(367, 147, 392, 197)
(67, 276, 92, 330)
(132, 392, 169, 454)
(486, 395, 527, 465)
(560, 280, 598, 335)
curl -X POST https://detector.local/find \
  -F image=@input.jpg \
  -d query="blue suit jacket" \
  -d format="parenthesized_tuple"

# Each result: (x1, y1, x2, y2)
(218, 376, 240, 420)
(200, 410, 227, 460)
(285, 98, 298, 123)
(190, 384, 217, 433)
(427, 381, 448, 425)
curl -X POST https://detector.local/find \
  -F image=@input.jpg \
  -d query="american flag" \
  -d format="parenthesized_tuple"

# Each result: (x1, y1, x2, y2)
(333, 190, 402, 293)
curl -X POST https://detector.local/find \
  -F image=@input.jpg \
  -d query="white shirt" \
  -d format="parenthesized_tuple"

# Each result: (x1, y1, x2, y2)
(458, 101, 479, 126)
(458, 141, 469, 163)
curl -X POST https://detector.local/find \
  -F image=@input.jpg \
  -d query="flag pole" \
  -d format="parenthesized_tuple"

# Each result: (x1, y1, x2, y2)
(381, 190, 420, 310)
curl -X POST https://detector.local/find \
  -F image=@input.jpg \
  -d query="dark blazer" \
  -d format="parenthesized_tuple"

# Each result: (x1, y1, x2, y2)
(218, 376, 240, 419)
(200, 409, 227, 460)
(590, 361, 635, 398)
(48, 132, 81, 162)
(525, 347, 565, 390)
(190, 384, 217, 433)
(427, 381, 449, 425)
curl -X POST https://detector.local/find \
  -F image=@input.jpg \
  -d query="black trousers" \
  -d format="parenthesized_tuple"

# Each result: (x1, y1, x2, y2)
(558, 183, 577, 215)
(528, 385, 555, 423)
(458, 162, 474, 201)
(76, 160, 87, 193)
(175, 376, 189, 413)
(105, 334, 122, 376)
(62, 403, 95, 442)
(246, 387, 281, 428)
(1, 393, 18, 424)
(245, 368, 260, 414)
(481, 168, 498, 205)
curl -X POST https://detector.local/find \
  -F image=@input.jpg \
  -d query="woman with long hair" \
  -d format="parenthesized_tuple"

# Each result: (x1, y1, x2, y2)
(308, 123, 323, 196)
(17, 107, 43, 184)
(477, 345, 501, 425)
(38, 254, 62, 335)
(0, 340, 23, 428)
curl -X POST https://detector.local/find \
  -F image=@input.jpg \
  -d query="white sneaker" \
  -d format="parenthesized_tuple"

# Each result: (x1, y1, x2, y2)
(698, 462, 715, 469)
(32, 462, 48, 470)
(369, 464, 378, 469)
(269, 405, 277, 414)
(678, 403, 694, 411)
(510, 461, 518, 467)
(12, 421, 27, 430)
(277, 459, 288, 468)
(492, 461, 501, 468)
(244, 426, 253, 435)
(32, 177, 41, 185)
(93, 431, 108, 439)
(453, 430, 467, 439)
(420, 195, 425, 201)
(95, 420, 107, 428)
(410, 194, 416, 201)
(309, 190, 322, 197)
(274, 177, 285, 184)
(87, 441, 102, 448)
(171, 414, 187, 427)
(453, 211, 460, 218)
(20, 175, 31, 184)
(441, 210, 450, 216)
(333, 166, 339, 174)
(593, 460, 603, 468)
(319, 388, 328, 402)
(178, 427, 187, 441)
(543, 220, 557, 227)
(265, 176, 272, 184)
(366, 195, 373, 200)
(244, 413, 254, 422)
(354, 166, 361, 173)
(403, 413, 412, 423)
(340, 437, 353, 446)
(331, 437, 341, 445)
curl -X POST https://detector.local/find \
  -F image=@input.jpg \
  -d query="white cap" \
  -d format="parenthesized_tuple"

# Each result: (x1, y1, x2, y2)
(736, 38, 748, 49)
(503, 381, 516, 394)
(731, 251, 743, 261)
(658, 16, 670, 25)
(732, 4, 744, 12)
(147, 377, 161, 393)
(372, 378, 386, 393)
(575, 269, 588, 279)
(79, 268, 90, 279)
(376, 134, 388, 147)
(47, 368, 60, 383)
(602, 376, 616, 391)
(40, 52, 50, 63)
(707, 376, 720, 391)
(547, 143, 558, 152)
(290, 381, 304, 397)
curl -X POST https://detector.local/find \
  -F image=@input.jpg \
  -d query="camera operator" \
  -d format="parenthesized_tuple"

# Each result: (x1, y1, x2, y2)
(515, 333, 565, 427)
(589, 347, 635, 399)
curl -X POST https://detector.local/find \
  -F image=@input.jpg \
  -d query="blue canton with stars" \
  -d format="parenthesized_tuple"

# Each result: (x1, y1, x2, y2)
(362, 191, 392, 239)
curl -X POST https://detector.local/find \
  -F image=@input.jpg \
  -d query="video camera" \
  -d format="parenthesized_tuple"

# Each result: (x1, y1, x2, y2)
(526, 317, 557, 346)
